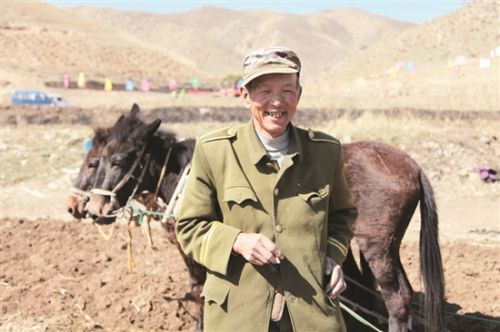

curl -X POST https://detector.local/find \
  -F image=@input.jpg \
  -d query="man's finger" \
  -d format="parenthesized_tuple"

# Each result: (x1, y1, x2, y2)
(328, 279, 347, 299)
(255, 245, 281, 264)
(258, 236, 283, 262)
(271, 248, 284, 261)
(326, 266, 341, 292)
(259, 235, 278, 251)
(246, 250, 268, 266)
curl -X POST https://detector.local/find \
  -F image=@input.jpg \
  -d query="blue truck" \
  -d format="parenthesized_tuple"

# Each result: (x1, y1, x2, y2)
(11, 90, 69, 106)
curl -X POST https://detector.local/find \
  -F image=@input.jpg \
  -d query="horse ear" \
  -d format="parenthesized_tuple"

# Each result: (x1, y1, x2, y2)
(145, 119, 162, 137)
(93, 127, 110, 145)
(112, 114, 126, 128)
(134, 119, 161, 141)
(130, 103, 141, 118)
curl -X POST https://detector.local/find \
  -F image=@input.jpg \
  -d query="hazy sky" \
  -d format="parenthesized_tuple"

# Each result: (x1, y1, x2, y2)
(46, 1, 470, 23)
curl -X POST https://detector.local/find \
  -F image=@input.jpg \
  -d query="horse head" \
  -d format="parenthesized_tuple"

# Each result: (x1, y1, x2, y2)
(67, 126, 112, 219)
(68, 104, 142, 220)
(87, 105, 162, 224)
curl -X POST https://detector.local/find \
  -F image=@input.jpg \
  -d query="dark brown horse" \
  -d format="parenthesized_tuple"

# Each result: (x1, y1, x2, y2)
(67, 126, 111, 219)
(75, 105, 444, 332)
(67, 111, 136, 219)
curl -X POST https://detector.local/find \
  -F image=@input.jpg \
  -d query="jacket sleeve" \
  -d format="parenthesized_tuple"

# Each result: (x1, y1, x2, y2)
(175, 140, 241, 276)
(327, 146, 357, 265)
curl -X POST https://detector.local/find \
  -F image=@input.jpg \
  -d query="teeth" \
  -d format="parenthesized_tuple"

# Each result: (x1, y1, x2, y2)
(265, 112, 285, 118)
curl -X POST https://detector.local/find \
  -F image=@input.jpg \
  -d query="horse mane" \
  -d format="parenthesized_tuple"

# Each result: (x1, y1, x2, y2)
(153, 128, 178, 149)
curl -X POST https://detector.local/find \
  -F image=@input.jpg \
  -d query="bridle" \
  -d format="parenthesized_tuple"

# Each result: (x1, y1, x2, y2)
(89, 143, 150, 218)
(89, 143, 174, 219)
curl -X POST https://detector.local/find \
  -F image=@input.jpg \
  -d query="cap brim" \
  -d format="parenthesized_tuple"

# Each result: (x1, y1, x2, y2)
(242, 67, 299, 87)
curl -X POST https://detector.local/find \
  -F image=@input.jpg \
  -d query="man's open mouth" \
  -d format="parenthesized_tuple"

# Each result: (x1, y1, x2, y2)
(264, 111, 285, 119)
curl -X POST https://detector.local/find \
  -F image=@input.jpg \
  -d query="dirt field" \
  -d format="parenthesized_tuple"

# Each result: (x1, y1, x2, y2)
(1, 104, 499, 331)
(0, 218, 498, 332)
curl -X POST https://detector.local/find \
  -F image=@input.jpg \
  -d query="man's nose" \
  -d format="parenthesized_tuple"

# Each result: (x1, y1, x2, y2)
(269, 92, 283, 105)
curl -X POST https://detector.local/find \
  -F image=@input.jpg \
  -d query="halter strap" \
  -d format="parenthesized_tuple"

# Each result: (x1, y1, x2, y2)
(70, 187, 91, 198)
(111, 143, 148, 194)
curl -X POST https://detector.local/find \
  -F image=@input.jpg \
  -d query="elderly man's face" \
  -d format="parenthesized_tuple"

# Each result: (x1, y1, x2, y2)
(241, 73, 302, 139)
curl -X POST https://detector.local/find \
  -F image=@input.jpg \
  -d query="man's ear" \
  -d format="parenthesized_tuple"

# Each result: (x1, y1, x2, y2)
(297, 85, 303, 103)
(240, 86, 250, 108)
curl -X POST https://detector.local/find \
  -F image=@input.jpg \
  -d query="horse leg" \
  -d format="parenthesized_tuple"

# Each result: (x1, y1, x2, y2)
(359, 242, 413, 332)
(342, 248, 380, 331)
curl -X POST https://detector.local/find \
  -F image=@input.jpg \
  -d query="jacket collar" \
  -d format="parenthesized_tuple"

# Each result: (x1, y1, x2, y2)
(240, 120, 303, 165)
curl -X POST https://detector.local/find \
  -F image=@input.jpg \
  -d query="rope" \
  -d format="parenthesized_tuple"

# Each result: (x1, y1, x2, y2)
(126, 204, 165, 224)
(127, 221, 135, 272)
(411, 299, 500, 326)
(446, 313, 500, 325)
(344, 274, 383, 300)
(89, 188, 117, 197)
(163, 163, 191, 221)
(70, 187, 91, 198)
(339, 295, 388, 324)
(96, 224, 114, 240)
(153, 146, 173, 200)
(126, 153, 152, 203)
(111, 143, 148, 195)
(339, 300, 384, 332)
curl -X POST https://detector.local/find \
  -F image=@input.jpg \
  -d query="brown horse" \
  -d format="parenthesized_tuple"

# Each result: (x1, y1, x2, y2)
(344, 141, 444, 332)
(75, 105, 444, 332)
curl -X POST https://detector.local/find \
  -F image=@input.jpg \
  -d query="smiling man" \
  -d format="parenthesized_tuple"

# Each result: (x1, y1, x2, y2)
(176, 47, 357, 331)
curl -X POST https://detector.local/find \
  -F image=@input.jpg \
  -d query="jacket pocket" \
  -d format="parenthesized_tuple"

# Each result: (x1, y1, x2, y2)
(201, 277, 230, 307)
(223, 186, 257, 205)
(298, 184, 330, 208)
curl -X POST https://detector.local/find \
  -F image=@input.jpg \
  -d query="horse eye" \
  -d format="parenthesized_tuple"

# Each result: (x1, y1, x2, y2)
(88, 158, 100, 168)
(111, 155, 125, 167)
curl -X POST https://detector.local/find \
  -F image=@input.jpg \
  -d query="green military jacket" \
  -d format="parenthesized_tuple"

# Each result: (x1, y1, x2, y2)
(176, 121, 357, 332)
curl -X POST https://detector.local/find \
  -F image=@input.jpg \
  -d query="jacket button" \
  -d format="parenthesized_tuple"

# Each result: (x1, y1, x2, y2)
(227, 128, 236, 136)
(274, 188, 279, 196)
(275, 224, 283, 233)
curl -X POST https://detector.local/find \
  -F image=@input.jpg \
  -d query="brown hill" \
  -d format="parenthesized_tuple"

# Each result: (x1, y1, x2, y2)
(69, 5, 413, 81)
(313, 0, 500, 110)
(1, 0, 206, 90)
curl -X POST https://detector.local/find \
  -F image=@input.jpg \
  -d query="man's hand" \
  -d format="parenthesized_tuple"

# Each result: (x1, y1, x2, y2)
(324, 257, 347, 299)
(233, 233, 284, 265)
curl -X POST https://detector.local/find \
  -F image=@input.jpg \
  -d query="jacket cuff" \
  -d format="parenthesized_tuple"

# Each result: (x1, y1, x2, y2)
(327, 239, 349, 266)
(199, 222, 241, 275)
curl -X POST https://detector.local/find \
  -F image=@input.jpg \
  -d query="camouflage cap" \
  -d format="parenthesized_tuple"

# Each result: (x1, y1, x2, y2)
(242, 47, 301, 87)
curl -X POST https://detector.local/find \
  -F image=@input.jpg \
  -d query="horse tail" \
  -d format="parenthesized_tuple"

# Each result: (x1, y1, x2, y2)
(418, 170, 445, 332)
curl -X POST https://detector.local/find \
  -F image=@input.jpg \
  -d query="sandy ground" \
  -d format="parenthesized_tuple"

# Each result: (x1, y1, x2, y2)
(1, 104, 499, 331)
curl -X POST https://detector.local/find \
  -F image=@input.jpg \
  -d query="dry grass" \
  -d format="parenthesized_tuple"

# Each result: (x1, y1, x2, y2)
(2, 111, 498, 201)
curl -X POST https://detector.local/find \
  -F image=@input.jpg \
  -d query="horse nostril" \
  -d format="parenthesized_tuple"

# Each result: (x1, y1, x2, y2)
(68, 207, 74, 215)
